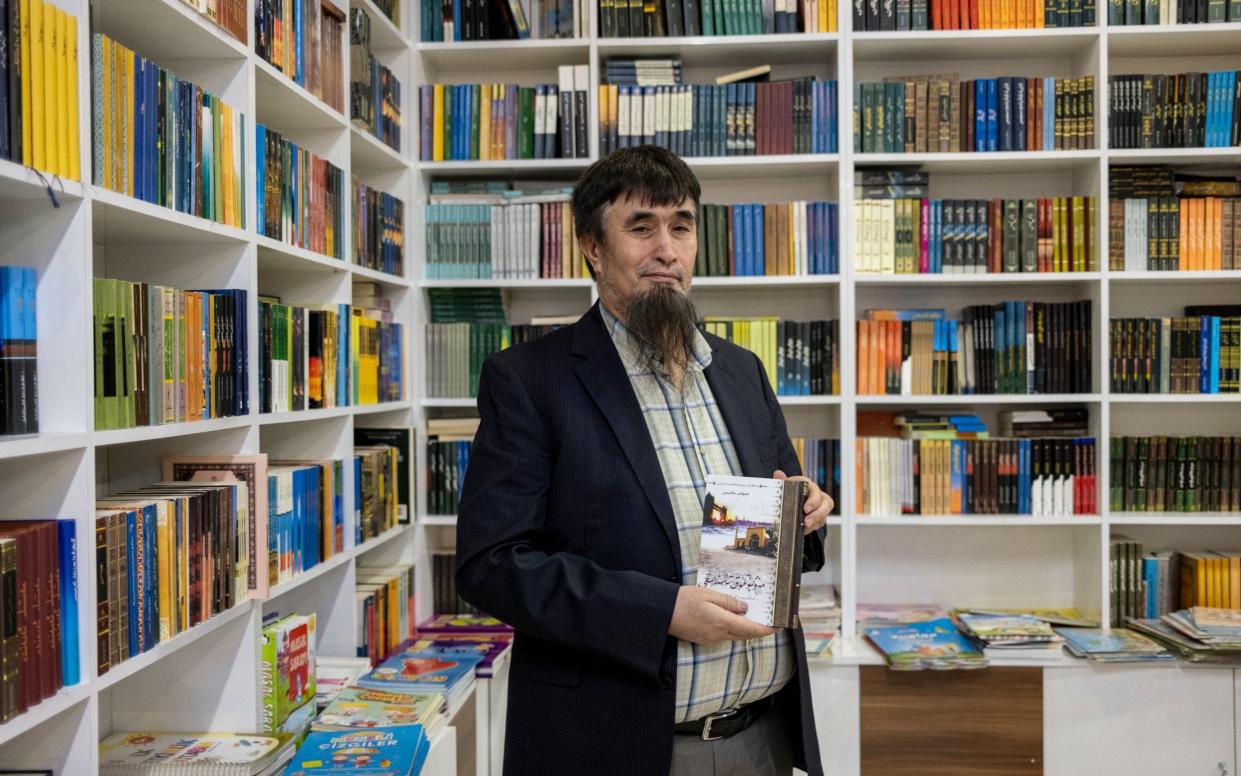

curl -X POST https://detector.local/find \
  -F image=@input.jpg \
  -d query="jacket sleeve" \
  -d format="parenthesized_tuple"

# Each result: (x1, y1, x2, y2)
(754, 352, 827, 574)
(455, 355, 680, 682)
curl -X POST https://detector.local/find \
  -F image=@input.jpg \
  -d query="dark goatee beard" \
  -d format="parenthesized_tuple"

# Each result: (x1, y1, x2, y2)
(625, 284, 699, 374)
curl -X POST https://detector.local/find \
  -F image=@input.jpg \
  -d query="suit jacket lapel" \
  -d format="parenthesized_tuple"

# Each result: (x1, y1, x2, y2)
(572, 305, 682, 567)
(704, 347, 765, 478)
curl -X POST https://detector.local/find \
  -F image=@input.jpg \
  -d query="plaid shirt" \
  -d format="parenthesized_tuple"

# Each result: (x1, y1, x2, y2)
(600, 304, 795, 724)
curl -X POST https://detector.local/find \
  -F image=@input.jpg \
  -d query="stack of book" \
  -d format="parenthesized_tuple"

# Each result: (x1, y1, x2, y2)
(314, 655, 372, 709)
(357, 643, 485, 713)
(355, 427, 414, 526)
(600, 0, 837, 35)
(315, 685, 447, 736)
(404, 633, 513, 679)
(99, 732, 296, 776)
(256, 125, 345, 259)
(255, 0, 346, 113)
(997, 408, 1090, 438)
(258, 299, 350, 413)
(893, 412, 988, 439)
(419, 75, 588, 161)
(427, 418, 480, 515)
(1109, 168, 1241, 271)
(355, 563, 417, 666)
(0, 265, 38, 435)
(857, 301, 1094, 396)
(260, 613, 318, 737)
(696, 202, 839, 276)
(1131, 608, 1241, 663)
(352, 178, 406, 277)
(701, 318, 839, 397)
(349, 8, 403, 151)
(0, 520, 79, 722)
(285, 726, 431, 776)
(854, 170, 1098, 275)
(853, 0, 1093, 28)
(2, 0, 81, 179)
(418, 614, 515, 678)
(179, 0, 248, 42)
(1109, 436, 1240, 513)
(423, 183, 583, 280)
(1109, 71, 1239, 149)
(1055, 627, 1174, 662)
(855, 76, 1095, 153)
(599, 70, 839, 157)
(954, 612, 1065, 660)
(352, 283, 406, 406)
(1109, 309, 1241, 394)
(92, 33, 243, 225)
(863, 617, 989, 670)
(800, 585, 840, 658)
(1110, 0, 1241, 22)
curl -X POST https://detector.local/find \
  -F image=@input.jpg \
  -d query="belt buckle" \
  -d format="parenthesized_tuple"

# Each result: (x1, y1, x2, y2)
(701, 709, 735, 742)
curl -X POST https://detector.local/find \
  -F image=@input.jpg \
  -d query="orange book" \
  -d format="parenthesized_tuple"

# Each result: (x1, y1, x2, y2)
(1210, 197, 1223, 270)
(1189, 198, 1203, 270)
(856, 439, 866, 514)
(1179, 199, 1189, 270)
(980, 0, 990, 27)
(858, 320, 871, 395)
(764, 206, 777, 276)
(932, 0, 944, 28)
(968, 0, 979, 27)
(872, 321, 884, 396)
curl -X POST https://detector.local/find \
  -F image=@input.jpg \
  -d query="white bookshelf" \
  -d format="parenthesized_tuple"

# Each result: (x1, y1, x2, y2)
(0, 0, 420, 771)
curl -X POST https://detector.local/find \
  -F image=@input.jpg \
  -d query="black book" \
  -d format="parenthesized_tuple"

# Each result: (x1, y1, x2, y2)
(683, 0, 701, 35)
(574, 74, 588, 159)
(665, 0, 685, 34)
(854, 0, 867, 27)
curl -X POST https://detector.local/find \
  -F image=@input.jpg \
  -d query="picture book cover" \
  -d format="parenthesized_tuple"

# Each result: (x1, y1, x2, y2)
(99, 732, 289, 767)
(696, 475, 807, 628)
(356, 649, 485, 692)
(405, 636, 511, 668)
(261, 613, 317, 733)
(284, 727, 427, 775)
(316, 687, 445, 730)
(959, 606, 1098, 628)
(955, 613, 1061, 644)
(864, 618, 988, 670)
(315, 656, 373, 707)
(416, 613, 511, 633)
(1055, 627, 1172, 659)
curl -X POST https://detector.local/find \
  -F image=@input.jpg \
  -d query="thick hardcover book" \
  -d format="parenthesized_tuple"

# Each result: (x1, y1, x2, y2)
(697, 475, 807, 629)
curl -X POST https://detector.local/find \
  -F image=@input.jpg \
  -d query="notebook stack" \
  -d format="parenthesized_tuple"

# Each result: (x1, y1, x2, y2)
(1054, 628, 1174, 662)
(954, 612, 1065, 660)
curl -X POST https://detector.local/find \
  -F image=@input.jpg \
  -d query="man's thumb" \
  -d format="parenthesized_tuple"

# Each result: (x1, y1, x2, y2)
(772, 469, 787, 480)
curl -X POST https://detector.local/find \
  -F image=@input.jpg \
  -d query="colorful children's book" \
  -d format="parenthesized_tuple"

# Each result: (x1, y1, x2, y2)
(99, 732, 293, 774)
(864, 617, 988, 670)
(404, 635, 511, 675)
(960, 606, 1098, 628)
(260, 613, 317, 733)
(315, 656, 373, 708)
(1056, 628, 1174, 662)
(356, 649, 485, 693)
(315, 687, 445, 731)
(416, 614, 511, 633)
(284, 727, 429, 776)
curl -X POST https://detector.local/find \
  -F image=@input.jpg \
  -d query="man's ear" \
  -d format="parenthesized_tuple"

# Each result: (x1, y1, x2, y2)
(581, 234, 604, 276)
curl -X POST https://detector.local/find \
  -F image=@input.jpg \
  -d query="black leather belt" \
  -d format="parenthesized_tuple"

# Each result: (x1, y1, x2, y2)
(673, 695, 776, 741)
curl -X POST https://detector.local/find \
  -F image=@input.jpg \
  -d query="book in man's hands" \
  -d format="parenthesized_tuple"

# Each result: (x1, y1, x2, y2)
(698, 475, 808, 629)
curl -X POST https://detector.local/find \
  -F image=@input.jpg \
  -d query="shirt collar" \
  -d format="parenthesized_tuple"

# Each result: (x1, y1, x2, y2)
(599, 302, 713, 377)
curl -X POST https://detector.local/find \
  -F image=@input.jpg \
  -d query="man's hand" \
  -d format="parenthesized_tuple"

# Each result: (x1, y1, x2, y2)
(773, 470, 833, 535)
(668, 586, 780, 645)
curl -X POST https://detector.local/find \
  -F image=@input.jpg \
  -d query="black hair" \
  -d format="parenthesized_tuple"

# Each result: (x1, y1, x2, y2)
(571, 146, 701, 279)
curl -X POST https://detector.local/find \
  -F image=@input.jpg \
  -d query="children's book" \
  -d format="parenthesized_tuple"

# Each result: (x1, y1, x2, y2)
(284, 727, 429, 776)
(315, 687, 445, 731)
(1055, 627, 1174, 662)
(696, 475, 808, 628)
(315, 656, 373, 708)
(416, 614, 511, 633)
(863, 617, 988, 670)
(260, 613, 317, 733)
(356, 649, 485, 692)
(99, 732, 293, 774)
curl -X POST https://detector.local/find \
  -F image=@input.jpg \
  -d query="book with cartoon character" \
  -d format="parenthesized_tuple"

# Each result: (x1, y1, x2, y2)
(283, 727, 429, 776)
(315, 687, 444, 731)
(355, 649, 484, 693)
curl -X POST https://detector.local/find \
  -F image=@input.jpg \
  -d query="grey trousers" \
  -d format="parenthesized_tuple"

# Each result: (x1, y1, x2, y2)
(669, 705, 795, 776)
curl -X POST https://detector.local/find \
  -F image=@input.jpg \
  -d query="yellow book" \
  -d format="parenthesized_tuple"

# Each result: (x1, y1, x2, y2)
(19, 0, 32, 164)
(221, 106, 232, 226)
(156, 500, 173, 641)
(43, 4, 58, 176)
(432, 84, 445, 161)
(478, 86, 491, 161)
(124, 47, 134, 197)
(67, 13, 79, 180)
(55, 7, 68, 178)
(29, 0, 44, 172)
(819, 0, 829, 33)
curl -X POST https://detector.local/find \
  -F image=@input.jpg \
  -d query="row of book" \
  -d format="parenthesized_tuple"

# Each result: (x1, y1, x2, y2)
(424, 187, 586, 280)
(92, 281, 248, 431)
(425, 321, 567, 398)
(857, 302, 1094, 396)
(178, 0, 247, 42)
(600, 0, 837, 35)
(696, 202, 840, 277)
(427, 416, 478, 516)
(432, 553, 477, 614)
(599, 78, 840, 157)
(1110, 436, 1241, 513)
(854, 193, 1098, 274)
(855, 76, 1096, 154)
(1109, 314, 1241, 394)
(1109, 71, 1241, 150)
(0, 265, 38, 436)
(419, 79, 588, 161)
(853, 0, 1095, 28)
(356, 563, 417, 666)
(259, 300, 349, 413)
(1134, 549, 1241, 623)
(1111, 197, 1241, 271)
(1110, 0, 1241, 23)
(0, 0, 81, 179)
(857, 436, 1098, 516)
(355, 443, 403, 544)
(421, 0, 585, 40)
(0, 520, 78, 723)
(353, 177, 406, 277)
(793, 438, 842, 514)
(256, 124, 345, 259)
(350, 8, 402, 152)
(92, 34, 244, 227)
(255, 0, 346, 114)
(704, 318, 840, 396)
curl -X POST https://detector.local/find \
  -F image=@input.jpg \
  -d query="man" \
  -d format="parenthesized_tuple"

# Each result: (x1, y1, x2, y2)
(456, 145, 830, 776)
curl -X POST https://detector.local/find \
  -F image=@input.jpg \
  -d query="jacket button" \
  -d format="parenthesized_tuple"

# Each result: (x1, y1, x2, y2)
(660, 675, 673, 689)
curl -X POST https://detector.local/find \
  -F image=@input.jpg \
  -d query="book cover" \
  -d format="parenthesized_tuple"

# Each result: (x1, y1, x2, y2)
(285, 727, 428, 776)
(417, 613, 510, 633)
(99, 732, 290, 768)
(356, 649, 484, 692)
(316, 687, 444, 730)
(864, 617, 987, 669)
(697, 475, 807, 629)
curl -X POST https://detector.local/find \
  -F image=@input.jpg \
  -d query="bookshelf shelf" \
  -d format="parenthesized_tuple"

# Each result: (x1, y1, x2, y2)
(417, 158, 593, 173)
(355, 524, 412, 554)
(258, 407, 358, 425)
(854, 272, 1101, 286)
(686, 154, 840, 179)
(265, 549, 359, 603)
(417, 38, 592, 70)
(352, 400, 417, 415)
(422, 398, 478, 408)
(851, 28, 1099, 61)
(254, 58, 350, 132)
(351, 125, 412, 171)
(353, 0, 412, 50)
(694, 275, 839, 287)
(778, 396, 842, 406)
(0, 433, 91, 461)
(0, 685, 94, 748)
(0, 159, 86, 201)
(256, 235, 349, 275)
(1108, 395, 1241, 404)
(1106, 23, 1241, 57)
(90, 0, 250, 61)
(92, 415, 256, 447)
(91, 188, 250, 245)
(854, 150, 1101, 173)
(1106, 148, 1241, 165)
(353, 263, 413, 287)
(855, 393, 1102, 405)
(419, 278, 593, 288)
(1108, 515, 1241, 526)
(1108, 270, 1241, 285)
(596, 33, 840, 65)
(854, 515, 1102, 526)
(422, 515, 459, 526)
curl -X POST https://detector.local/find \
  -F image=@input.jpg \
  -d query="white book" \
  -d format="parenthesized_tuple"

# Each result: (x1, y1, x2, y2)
(617, 86, 631, 147)
(879, 200, 896, 275)
(559, 65, 575, 157)
(643, 87, 657, 143)
(797, 201, 808, 275)
(534, 87, 548, 156)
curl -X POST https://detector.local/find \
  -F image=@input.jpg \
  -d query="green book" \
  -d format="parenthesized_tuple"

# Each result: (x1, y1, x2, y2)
(1020, 199, 1038, 273)
(1002, 200, 1020, 273)
(443, 85, 453, 160)
(117, 279, 135, 429)
(518, 88, 535, 160)
(470, 84, 481, 160)
(93, 279, 111, 430)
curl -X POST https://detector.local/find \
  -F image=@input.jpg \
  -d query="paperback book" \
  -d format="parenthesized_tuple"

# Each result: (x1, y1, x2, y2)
(864, 617, 989, 670)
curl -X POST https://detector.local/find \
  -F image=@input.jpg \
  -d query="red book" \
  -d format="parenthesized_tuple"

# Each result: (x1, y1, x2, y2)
(968, 0, 980, 27)
(932, 0, 943, 28)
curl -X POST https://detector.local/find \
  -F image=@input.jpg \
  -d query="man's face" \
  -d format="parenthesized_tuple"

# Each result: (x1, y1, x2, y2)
(586, 193, 697, 315)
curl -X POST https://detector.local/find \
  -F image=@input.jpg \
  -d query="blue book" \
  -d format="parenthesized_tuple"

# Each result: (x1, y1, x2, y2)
(285, 726, 429, 776)
(930, 200, 941, 273)
(56, 520, 79, 686)
(144, 503, 157, 651)
(1019, 438, 1031, 514)
(357, 649, 485, 693)
(974, 80, 986, 152)
(126, 510, 138, 659)
(951, 440, 966, 513)
(1210, 316, 1221, 393)
(1142, 557, 1158, 619)
(986, 79, 998, 152)
(751, 204, 765, 275)
(864, 618, 986, 668)
(830, 203, 840, 274)
(1201, 317, 1211, 394)
(1044, 77, 1054, 151)
(255, 125, 266, 236)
